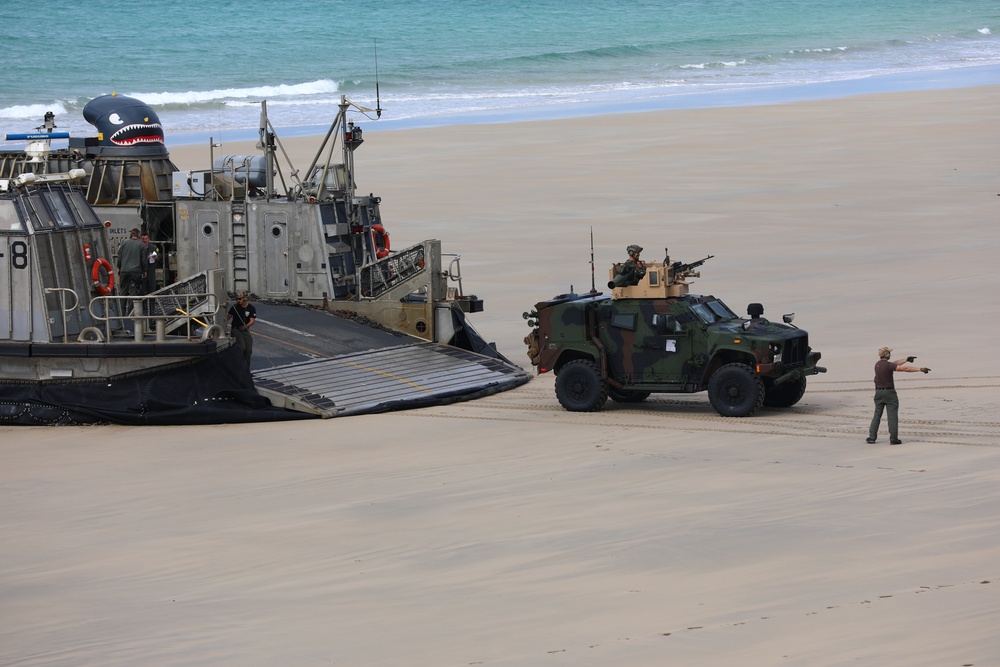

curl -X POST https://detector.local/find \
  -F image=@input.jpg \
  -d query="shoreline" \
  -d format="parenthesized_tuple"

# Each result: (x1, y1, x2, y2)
(164, 63, 1000, 147)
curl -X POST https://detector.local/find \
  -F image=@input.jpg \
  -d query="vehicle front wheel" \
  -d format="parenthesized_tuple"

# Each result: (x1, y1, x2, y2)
(707, 363, 764, 417)
(763, 376, 807, 408)
(555, 359, 609, 412)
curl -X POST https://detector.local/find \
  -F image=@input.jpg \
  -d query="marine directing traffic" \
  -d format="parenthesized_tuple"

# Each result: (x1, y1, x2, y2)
(867, 346, 931, 445)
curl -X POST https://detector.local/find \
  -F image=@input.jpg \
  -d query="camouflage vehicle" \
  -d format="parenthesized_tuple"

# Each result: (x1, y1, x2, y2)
(523, 250, 826, 417)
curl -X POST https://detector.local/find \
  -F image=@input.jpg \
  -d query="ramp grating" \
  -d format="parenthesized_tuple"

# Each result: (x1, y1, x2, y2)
(252, 342, 530, 418)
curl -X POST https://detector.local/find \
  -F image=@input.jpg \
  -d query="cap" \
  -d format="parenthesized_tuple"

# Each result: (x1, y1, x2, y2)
(237, 290, 249, 300)
(129, 227, 140, 235)
(627, 244, 643, 254)
(878, 346, 892, 358)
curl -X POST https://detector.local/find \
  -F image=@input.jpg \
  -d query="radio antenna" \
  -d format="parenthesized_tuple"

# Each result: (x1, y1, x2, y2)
(589, 227, 597, 293)
(374, 38, 383, 118)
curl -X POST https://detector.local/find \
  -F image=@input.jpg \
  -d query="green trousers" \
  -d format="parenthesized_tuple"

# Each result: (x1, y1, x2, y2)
(869, 388, 899, 440)
(232, 327, 253, 366)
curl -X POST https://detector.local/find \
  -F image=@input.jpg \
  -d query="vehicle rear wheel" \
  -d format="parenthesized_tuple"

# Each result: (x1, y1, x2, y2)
(763, 376, 807, 408)
(608, 386, 651, 403)
(707, 363, 764, 417)
(555, 359, 608, 412)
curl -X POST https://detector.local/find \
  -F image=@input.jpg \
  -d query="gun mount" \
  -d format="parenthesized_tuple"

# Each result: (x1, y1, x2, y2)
(609, 252, 715, 299)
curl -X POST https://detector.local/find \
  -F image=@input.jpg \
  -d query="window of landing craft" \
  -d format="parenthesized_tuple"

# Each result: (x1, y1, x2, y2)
(42, 190, 77, 228)
(0, 200, 22, 231)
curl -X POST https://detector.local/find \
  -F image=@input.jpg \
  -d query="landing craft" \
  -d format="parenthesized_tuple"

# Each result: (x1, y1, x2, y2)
(0, 95, 529, 424)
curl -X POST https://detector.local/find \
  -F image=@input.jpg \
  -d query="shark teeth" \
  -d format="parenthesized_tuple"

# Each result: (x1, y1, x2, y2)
(114, 135, 165, 146)
(109, 122, 164, 145)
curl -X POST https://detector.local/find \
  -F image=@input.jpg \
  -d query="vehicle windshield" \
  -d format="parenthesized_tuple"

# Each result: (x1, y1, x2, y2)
(691, 298, 738, 324)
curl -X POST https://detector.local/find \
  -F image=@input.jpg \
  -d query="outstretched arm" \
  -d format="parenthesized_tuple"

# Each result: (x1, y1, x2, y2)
(894, 362, 930, 374)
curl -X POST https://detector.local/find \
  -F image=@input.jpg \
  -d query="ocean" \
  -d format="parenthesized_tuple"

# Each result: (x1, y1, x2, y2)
(1, 0, 998, 144)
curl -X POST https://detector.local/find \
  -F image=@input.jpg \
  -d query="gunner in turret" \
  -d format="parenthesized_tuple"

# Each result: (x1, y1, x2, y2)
(614, 244, 646, 287)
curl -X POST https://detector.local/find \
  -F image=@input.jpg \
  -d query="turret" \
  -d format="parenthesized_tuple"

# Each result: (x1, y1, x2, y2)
(608, 251, 714, 299)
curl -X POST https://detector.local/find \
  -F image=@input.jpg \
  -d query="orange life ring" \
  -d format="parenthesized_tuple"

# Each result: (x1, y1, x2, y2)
(372, 224, 390, 259)
(92, 257, 115, 295)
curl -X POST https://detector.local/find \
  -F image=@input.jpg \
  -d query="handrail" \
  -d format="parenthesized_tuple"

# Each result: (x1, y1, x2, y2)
(88, 292, 221, 343)
(444, 253, 465, 298)
(358, 242, 426, 299)
(43, 287, 80, 343)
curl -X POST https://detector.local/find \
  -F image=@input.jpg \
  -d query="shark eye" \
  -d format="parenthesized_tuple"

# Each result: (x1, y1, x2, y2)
(109, 113, 124, 125)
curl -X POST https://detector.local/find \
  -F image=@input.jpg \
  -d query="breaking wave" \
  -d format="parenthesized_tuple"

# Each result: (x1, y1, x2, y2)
(121, 79, 340, 108)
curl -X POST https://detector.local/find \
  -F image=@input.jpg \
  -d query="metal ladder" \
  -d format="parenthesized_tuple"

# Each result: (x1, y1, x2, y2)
(231, 200, 249, 294)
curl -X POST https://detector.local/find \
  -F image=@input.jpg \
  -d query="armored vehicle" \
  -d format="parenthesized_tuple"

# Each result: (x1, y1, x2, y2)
(523, 249, 825, 417)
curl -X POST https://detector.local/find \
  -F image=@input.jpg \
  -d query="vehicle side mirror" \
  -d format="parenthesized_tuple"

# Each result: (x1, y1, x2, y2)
(782, 313, 795, 324)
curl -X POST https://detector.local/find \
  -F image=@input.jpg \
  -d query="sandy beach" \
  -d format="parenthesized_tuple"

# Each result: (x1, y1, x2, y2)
(3, 85, 999, 665)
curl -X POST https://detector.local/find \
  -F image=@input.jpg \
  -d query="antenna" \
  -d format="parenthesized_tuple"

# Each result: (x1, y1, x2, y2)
(374, 38, 383, 119)
(589, 227, 597, 293)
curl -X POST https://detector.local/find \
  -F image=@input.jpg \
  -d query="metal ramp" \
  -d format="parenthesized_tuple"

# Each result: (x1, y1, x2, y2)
(251, 342, 531, 418)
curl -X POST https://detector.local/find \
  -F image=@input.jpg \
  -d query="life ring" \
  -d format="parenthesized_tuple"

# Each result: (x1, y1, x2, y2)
(91, 257, 115, 295)
(372, 224, 390, 259)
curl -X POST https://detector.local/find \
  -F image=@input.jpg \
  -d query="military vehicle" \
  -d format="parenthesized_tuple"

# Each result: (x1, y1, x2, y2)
(523, 248, 826, 417)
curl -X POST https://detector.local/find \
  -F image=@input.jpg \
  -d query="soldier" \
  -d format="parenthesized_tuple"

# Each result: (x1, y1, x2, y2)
(226, 291, 257, 366)
(140, 232, 159, 294)
(867, 346, 930, 445)
(116, 228, 146, 296)
(613, 244, 646, 287)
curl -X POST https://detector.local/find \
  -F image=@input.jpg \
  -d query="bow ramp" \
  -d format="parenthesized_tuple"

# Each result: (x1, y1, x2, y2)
(246, 304, 530, 418)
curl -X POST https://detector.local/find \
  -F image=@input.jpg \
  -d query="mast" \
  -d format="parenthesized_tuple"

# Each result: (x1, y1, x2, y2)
(257, 101, 275, 200)
(589, 227, 597, 294)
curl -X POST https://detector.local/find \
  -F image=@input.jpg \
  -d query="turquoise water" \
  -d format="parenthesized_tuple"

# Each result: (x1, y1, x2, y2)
(1, 0, 998, 141)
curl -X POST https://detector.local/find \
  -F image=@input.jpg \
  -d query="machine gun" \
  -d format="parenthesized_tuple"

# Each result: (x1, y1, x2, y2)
(669, 254, 714, 281)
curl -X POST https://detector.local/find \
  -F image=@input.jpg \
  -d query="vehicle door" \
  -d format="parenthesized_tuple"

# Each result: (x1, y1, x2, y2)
(603, 301, 692, 385)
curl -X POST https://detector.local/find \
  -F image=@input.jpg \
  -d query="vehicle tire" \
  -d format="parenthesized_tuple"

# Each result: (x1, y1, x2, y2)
(555, 359, 609, 412)
(608, 386, 651, 403)
(707, 363, 764, 417)
(763, 376, 807, 408)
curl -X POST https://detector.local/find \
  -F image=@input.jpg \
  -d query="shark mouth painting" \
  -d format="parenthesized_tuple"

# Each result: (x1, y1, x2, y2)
(82, 94, 166, 148)
(108, 121, 165, 146)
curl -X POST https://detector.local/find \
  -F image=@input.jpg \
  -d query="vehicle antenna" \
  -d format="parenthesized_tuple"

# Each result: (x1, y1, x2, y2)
(374, 38, 383, 119)
(589, 227, 598, 294)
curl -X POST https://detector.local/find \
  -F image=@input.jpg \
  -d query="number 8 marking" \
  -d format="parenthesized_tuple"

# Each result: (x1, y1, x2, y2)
(11, 241, 28, 269)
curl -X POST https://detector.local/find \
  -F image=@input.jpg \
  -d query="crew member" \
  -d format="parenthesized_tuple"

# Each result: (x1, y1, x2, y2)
(611, 244, 646, 287)
(140, 232, 159, 294)
(867, 346, 930, 445)
(117, 228, 146, 296)
(226, 291, 257, 366)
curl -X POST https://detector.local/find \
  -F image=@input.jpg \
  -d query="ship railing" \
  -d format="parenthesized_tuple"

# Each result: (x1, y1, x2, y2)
(444, 253, 466, 300)
(359, 242, 427, 299)
(44, 288, 81, 343)
(86, 292, 224, 344)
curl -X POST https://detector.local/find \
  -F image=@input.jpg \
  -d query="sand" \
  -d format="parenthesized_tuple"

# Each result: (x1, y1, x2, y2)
(3, 85, 999, 665)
